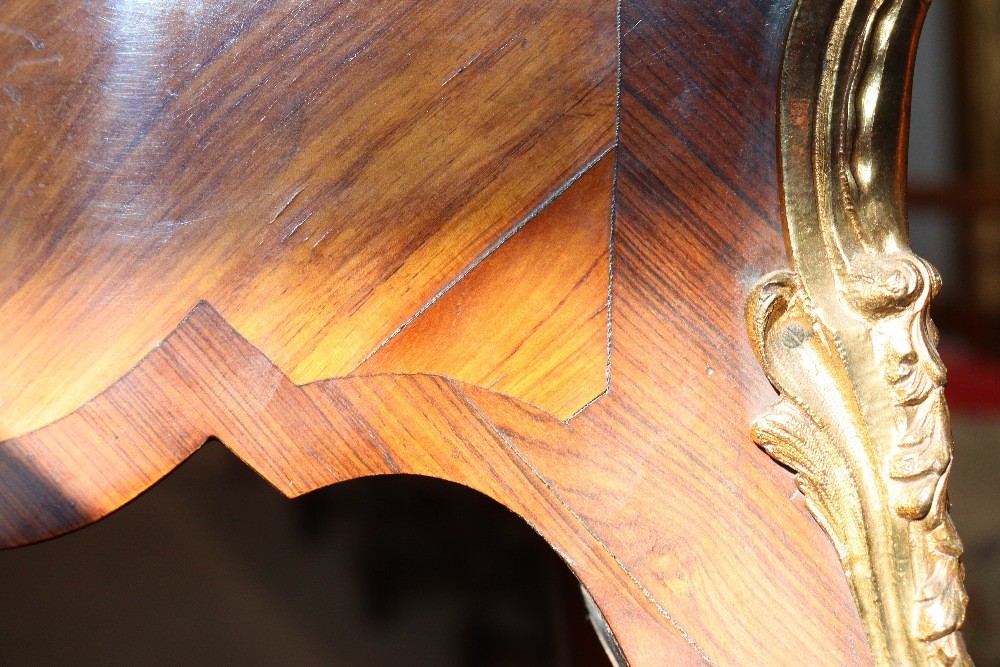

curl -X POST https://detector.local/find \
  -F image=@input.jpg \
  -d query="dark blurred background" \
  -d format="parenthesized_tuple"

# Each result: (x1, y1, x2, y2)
(908, 0, 1000, 661)
(0, 443, 611, 666)
(0, 0, 998, 664)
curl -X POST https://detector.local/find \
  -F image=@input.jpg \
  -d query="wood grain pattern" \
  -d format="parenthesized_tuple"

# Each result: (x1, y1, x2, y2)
(602, 1, 872, 660)
(0, 0, 616, 439)
(0, 0, 888, 663)
(360, 151, 615, 419)
(0, 303, 702, 663)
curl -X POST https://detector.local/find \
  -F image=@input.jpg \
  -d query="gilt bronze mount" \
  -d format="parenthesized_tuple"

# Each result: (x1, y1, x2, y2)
(747, 0, 972, 664)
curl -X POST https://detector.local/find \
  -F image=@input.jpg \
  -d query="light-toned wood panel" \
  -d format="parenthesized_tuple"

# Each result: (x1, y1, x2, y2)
(0, 0, 616, 439)
(359, 152, 615, 419)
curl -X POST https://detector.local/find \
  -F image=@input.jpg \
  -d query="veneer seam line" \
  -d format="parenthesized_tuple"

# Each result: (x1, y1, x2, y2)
(349, 143, 617, 374)
(448, 379, 715, 666)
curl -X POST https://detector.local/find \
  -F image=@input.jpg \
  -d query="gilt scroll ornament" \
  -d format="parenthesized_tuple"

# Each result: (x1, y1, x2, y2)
(747, 0, 971, 664)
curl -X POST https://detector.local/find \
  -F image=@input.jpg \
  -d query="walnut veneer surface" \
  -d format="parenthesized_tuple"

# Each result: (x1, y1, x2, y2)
(0, 0, 874, 664)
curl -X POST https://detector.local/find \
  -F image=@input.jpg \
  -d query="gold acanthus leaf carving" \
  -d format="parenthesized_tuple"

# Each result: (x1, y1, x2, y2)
(748, 260, 969, 665)
(748, 0, 974, 660)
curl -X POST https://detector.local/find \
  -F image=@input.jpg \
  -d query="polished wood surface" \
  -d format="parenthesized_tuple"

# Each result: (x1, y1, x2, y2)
(360, 152, 615, 419)
(0, 0, 616, 438)
(1, 0, 878, 664)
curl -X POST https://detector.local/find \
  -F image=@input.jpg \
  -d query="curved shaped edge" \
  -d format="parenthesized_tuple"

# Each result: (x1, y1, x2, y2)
(0, 301, 704, 665)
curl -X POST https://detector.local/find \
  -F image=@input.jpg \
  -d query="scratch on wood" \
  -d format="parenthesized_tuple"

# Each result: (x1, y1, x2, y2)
(0, 25, 44, 50)
(6, 54, 62, 77)
(329, 390, 401, 473)
(268, 188, 304, 226)
(490, 30, 525, 59)
(305, 448, 339, 480)
(441, 51, 482, 87)
(440, 30, 525, 89)
(2, 84, 19, 105)
(310, 228, 332, 259)
(279, 210, 314, 244)
(623, 19, 642, 36)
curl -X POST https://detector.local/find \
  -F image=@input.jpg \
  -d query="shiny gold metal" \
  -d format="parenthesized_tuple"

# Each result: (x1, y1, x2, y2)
(747, 0, 971, 664)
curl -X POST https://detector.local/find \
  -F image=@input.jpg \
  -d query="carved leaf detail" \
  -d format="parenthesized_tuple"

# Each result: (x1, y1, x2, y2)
(758, 0, 973, 659)
(926, 634, 972, 667)
(751, 398, 850, 560)
(748, 260, 970, 664)
(911, 479, 968, 649)
(752, 399, 824, 482)
(891, 390, 949, 482)
(889, 387, 952, 521)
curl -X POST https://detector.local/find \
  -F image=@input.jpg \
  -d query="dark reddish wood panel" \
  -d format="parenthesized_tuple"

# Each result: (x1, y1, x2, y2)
(0, 0, 616, 439)
(580, 0, 872, 662)
(0, 303, 702, 663)
(0, 0, 881, 664)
